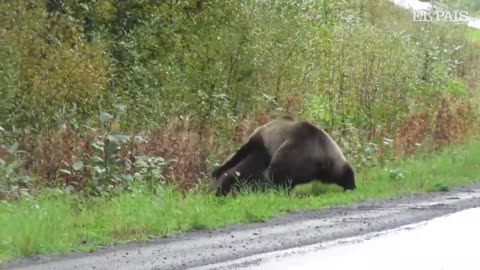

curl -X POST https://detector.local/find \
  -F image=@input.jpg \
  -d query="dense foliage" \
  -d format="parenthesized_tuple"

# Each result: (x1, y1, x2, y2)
(1, 0, 479, 198)
(442, 0, 480, 15)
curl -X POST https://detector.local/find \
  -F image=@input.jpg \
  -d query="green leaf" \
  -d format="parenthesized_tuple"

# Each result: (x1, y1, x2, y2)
(8, 142, 18, 154)
(93, 166, 106, 174)
(64, 185, 75, 193)
(99, 112, 113, 124)
(122, 174, 134, 183)
(72, 161, 84, 171)
(91, 140, 105, 151)
(113, 104, 127, 112)
(79, 3, 89, 11)
(93, 156, 104, 163)
(108, 134, 130, 144)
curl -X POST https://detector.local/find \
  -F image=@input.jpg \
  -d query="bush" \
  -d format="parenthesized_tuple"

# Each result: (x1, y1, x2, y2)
(0, 0, 479, 197)
(0, 1, 109, 131)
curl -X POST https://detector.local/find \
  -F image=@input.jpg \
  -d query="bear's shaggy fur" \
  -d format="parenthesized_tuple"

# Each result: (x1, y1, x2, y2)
(212, 117, 356, 196)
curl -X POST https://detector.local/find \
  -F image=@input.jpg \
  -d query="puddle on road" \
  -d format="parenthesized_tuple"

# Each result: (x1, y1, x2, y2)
(241, 208, 480, 270)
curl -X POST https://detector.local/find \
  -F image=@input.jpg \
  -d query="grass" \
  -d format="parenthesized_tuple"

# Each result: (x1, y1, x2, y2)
(469, 30, 480, 42)
(2, 141, 480, 264)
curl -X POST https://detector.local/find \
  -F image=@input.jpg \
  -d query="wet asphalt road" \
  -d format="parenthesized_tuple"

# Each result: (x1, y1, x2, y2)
(4, 184, 480, 270)
(217, 207, 480, 270)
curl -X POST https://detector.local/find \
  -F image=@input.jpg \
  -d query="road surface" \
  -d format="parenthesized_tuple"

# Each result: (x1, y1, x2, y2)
(4, 184, 480, 270)
(213, 207, 480, 270)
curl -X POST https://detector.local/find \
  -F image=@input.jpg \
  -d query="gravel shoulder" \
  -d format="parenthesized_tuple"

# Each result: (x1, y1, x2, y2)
(4, 183, 480, 270)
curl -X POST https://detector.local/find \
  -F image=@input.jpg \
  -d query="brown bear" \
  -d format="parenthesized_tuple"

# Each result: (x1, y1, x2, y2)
(212, 117, 356, 196)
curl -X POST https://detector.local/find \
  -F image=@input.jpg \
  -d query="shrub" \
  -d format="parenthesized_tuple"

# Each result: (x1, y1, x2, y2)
(0, 0, 479, 197)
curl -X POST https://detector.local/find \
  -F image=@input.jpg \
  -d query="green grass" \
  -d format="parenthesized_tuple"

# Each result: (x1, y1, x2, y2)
(469, 30, 480, 42)
(2, 141, 480, 264)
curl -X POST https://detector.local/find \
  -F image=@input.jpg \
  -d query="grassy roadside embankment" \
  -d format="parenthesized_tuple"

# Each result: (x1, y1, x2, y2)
(470, 30, 480, 42)
(2, 141, 480, 264)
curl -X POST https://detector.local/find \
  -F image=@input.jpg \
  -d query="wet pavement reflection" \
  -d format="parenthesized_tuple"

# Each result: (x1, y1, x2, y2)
(244, 208, 480, 270)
